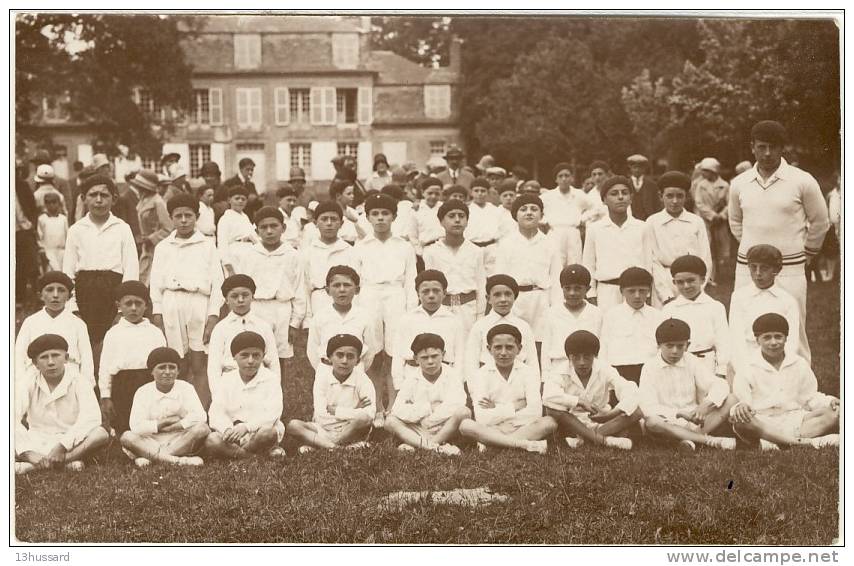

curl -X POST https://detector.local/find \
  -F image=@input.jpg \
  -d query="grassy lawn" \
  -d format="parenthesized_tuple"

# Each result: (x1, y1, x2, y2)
(14, 275, 840, 544)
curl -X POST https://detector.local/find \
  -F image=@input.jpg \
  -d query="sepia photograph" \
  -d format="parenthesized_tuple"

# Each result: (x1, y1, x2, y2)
(11, 8, 842, 547)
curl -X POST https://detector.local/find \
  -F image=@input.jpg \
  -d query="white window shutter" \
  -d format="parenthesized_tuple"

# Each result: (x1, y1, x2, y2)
(358, 87, 373, 125)
(311, 141, 338, 181)
(251, 35, 262, 68)
(77, 144, 93, 166)
(275, 88, 290, 125)
(236, 89, 248, 127)
(209, 88, 223, 125)
(210, 143, 226, 173)
(322, 87, 336, 125)
(251, 89, 262, 126)
(162, 143, 191, 169)
(275, 142, 291, 180)
(310, 87, 323, 125)
(357, 141, 372, 180)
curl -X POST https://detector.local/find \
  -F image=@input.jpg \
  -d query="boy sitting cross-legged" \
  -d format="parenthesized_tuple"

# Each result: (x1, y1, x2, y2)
(386, 333, 471, 456)
(286, 334, 376, 452)
(543, 331, 640, 450)
(730, 313, 839, 450)
(120, 347, 210, 468)
(460, 324, 557, 454)
(204, 331, 286, 460)
(639, 319, 739, 452)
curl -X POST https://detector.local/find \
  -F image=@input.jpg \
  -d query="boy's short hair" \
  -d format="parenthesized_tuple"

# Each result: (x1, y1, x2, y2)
(471, 178, 490, 190)
(751, 120, 788, 145)
(487, 323, 522, 346)
(753, 313, 788, 337)
(326, 333, 363, 358)
(486, 274, 519, 297)
(618, 267, 653, 290)
(254, 206, 284, 226)
(656, 318, 691, 344)
(497, 178, 518, 196)
(230, 331, 265, 356)
(415, 269, 448, 291)
(419, 177, 443, 192)
(38, 271, 73, 293)
(746, 244, 783, 271)
(511, 193, 543, 219)
(589, 160, 610, 174)
(221, 274, 256, 297)
(551, 162, 573, 179)
(238, 157, 255, 169)
(564, 330, 600, 356)
(329, 180, 352, 200)
(314, 201, 343, 220)
(364, 193, 397, 216)
(444, 184, 468, 200)
(43, 192, 61, 203)
(80, 174, 118, 198)
(167, 193, 199, 216)
(27, 334, 68, 361)
(381, 183, 406, 201)
(599, 175, 632, 200)
(670, 255, 707, 278)
(560, 264, 591, 287)
(277, 184, 297, 199)
(411, 332, 445, 356)
(437, 200, 468, 221)
(326, 265, 360, 287)
(227, 185, 249, 198)
(657, 171, 691, 193)
(115, 280, 151, 304)
(147, 347, 181, 370)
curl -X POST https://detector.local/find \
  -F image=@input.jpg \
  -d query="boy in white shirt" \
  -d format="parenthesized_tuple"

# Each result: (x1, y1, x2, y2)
(277, 184, 304, 249)
(37, 192, 68, 271)
(205, 331, 286, 459)
(541, 162, 593, 266)
(495, 179, 519, 240)
(466, 178, 501, 275)
(120, 347, 210, 468)
(16, 334, 110, 475)
(643, 171, 712, 306)
(149, 193, 223, 408)
(99, 281, 166, 434)
(286, 334, 376, 451)
(409, 177, 445, 262)
(216, 185, 258, 277)
(301, 202, 358, 319)
(540, 265, 602, 383)
(460, 324, 557, 453)
(639, 319, 738, 452)
(543, 331, 640, 450)
(730, 313, 839, 450)
(386, 333, 470, 455)
(662, 255, 729, 378)
(195, 182, 216, 241)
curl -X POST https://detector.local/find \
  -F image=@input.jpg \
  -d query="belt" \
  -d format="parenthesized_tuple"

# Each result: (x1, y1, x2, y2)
(517, 285, 543, 293)
(421, 238, 439, 248)
(312, 286, 326, 293)
(443, 290, 476, 306)
(405, 359, 452, 367)
(472, 239, 496, 247)
(599, 278, 620, 285)
(691, 347, 715, 358)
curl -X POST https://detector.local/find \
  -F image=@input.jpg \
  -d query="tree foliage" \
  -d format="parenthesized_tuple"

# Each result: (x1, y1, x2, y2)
(370, 16, 451, 67)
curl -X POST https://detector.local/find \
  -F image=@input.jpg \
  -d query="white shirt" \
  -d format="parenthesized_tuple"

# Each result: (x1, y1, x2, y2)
(543, 358, 639, 417)
(98, 318, 166, 398)
(63, 213, 139, 279)
(469, 360, 542, 426)
(37, 213, 68, 250)
(423, 239, 486, 315)
(353, 233, 418, 308)
(208, 366, 283, 433)
(392, 305, 466, 385)
(306, 304, 380, 370)
(539, 302, 602, 381)
(662, 292, 729, 374)
(728, 282, 800, 369)
(638, 352, 729, 418)
(541, 187, 592, 229)
(312, 364, 377, 426)
(128, 380, 207, 435)
(206, 311, 278, 395)
(409, 201, 445, 255)
(301, 237, 358, 301)
(149, 230, 224, 317)
(465, 202, 501, 243)
(216, 209, 257, 267)
(392, 200, 416, 240)
(279, 207, 304, 250)
(238, 242, 306, 327)
(733, 351, 832, 417)
(15, 307, 94, 386)
(599, 303, 665, 367)
(197, 201, 216, 238)
(494, 229, 563, 305)
(644, 209, 711, 271)
(391, 366, 467, 424)
(464, 311, 538, 382)
(582, 215, 649, 297)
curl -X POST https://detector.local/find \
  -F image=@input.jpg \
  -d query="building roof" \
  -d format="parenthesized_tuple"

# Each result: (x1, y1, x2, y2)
(368, 51, 459, 85)
(180, 14, 364, 34)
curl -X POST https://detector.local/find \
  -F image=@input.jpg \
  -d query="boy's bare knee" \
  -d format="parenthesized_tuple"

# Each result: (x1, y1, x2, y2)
(541, 416, 558, 434)
(459, 419, 477, 436)
(453, 406, 472, 420)
(352, 413, 373, 427)
(88, 426, 110, 446)
(187, 423, 210, 440)
(643, 416, 664, 433)
(119, 430, 136, 445)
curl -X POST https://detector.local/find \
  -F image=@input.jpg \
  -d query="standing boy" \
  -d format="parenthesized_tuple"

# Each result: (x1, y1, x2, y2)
(465, 178, 501, 275)
(301, 202, 358, 319)
(37, 193, 68, 271)
(216, 185, 258, 277)
(408, 177, 445, 262)
(541, 162, 593, 266)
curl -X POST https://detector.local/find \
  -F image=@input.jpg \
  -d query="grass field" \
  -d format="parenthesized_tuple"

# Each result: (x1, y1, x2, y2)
(13, 276, 840, 544)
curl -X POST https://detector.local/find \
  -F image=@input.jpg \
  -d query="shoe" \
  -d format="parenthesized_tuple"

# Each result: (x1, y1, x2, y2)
(373, 413, 386, 428)
(397, 443, 416, 452)
(134, 457, 152, 469)
(346, 441, 371, 450)
(704, 436, 736, 450)
(477, 442, 488, 454)
(810, 434, 839, 449)
(759, 440, 780, 451)
(603, 436, 632, 450)
(65, 461, 85, 472)
(268, 447, 287, 459)
(564, 437, 584, 449)
(677, 440, 696, 452)
(435, 443, 461, 456)
(176, 456, 204, 466)
(525, 440, 548, 454)
(15, 462, 36, 475)
(298, 445, 315, 455)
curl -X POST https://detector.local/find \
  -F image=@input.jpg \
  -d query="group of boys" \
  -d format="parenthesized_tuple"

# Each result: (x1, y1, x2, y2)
(14, 143, 839, 475)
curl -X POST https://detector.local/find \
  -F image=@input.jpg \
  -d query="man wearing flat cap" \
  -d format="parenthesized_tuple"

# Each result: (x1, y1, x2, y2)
(729, 120, 829, 362)
(436, 145, 474, 189)
(626, 154, 661, 221)
(693, 157, 731, 284)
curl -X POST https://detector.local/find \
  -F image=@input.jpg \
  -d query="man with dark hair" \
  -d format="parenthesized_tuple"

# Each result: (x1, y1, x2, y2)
(222, 158, 261, 218)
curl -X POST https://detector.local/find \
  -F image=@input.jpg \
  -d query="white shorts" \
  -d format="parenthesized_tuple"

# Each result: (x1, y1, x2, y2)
(594, 283, 624, 314)
(755, 410, 806, 439)
(445, 299, 478, 338)
(16, 425, 100, 456)
(490, 414, 541, 435)
(547, 226, 582, 267)
(161, 289, 210, 355)
(513, 288, 549, 341)
(308, 416, 369, 445)
(655, 414, 702, 432)
(358, 284, 407, 353)
(121, 429, 200, 459)
(253, 298, 295, 359)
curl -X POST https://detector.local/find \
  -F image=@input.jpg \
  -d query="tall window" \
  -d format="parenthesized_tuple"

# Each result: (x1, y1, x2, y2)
(332, 33, 359, 69)
(429, 141, 447, 156)
(135, 88, 164, 122)
(336, 88, 358, 124)
(290, 143, 311, 172)
(234, 34, 262, 69)
(424, 85, 451, 119)
(192, 89, 210, 124)
(42, 94, 71, 122)
(189, 144, 211, 177)
(337, 142, 359, 161)
(289, 88, 311, 124)
(236, 88, 262, 129)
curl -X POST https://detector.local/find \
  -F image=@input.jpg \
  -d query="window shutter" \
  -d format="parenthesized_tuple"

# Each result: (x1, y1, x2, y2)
(310, 87, 323, 125)
(275, 88, 290, 125)
(236, 89, 248, 127)
(358, 87, 373, 125)
(210, 143, 226, 173)
(76, 144, 93, 166)
(357, 141, 372, 180)
(251, 89, 262, 127)
(209, 88, 223, 125)
(311, 141, 338, 180)
(275, 142, 291, 180)
(322, 87, 336, 125)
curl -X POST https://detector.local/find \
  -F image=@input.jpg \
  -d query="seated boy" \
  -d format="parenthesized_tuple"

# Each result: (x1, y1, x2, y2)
(730, 313, 839, 450)
(286, 334, 376, 451)
(639, 319, 738, 451)
(599, 267, 664, 383)
(460, 324, 557, 453)
(386, 333, 470, 455)
(543, 331, 640, 450)
(120, 347, 210, 468)
(205, 331, 286, 459)
(16, 334, 110, 475)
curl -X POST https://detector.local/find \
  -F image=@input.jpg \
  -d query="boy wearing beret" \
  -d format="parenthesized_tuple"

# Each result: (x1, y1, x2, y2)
(729, 245, 801, 372)
(120, 347, 210, 467)
(63, 175, 139, 346)
(460, 324, 557, 453)
(99, 281, 167, 433)
(386, 333, 470, 455)
(205, 331, 286, 459)
(543, 331, 640, 449)
(540, 265, 602, 382)
(149, 193, 223, 407)
(131, 169, 174, 285)
(286, 334, 375, 451)
(582, 176, 650, 313)
(301, 202, 358, 319)
(238, 206, 307, 363)
(643, 171, 711, 307)
(423, 200, 486, 336)
(730, 313, 839, 450)
(639, 319, 738, 451)
(541, 163, 594, 267)
(465, 178, 502, 275)
(599, 267, 664, 383)
(216, 185, 259, 277)
(443, 184, 468, 203)
(16, 334, 110, 474)
(206, 274, 278, 400)
(408, 177, 445, 259)
(662, 255, 729, 378)
(15, 271, 94, 386)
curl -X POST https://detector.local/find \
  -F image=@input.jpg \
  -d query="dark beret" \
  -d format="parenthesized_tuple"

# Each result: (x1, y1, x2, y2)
(619, 267, 653, 289)
(560, 264, 591, 287)
(325, 265, 360, 287)
(486, 274, 519, 297)
(497, 178, 518, 195)
(326, 333, 363, 358)
(415, 269, 448, 290)
(314, 201, 343, 220)
(147, 347, 182, 370)
(471, 178, 490, 190)
(80, 174, 118, 197)
(115, 280, 150, 303)
(657, 171, 691, 192)
(277, 184, 297, 198)
(751, 120, 788, 145)
(487, 323, 522, 346)
(37, 271, 73, 293)
(230, 331, 266, 356)
(410, 332, 445, 356)
(419, 176, 443, 191)
(166, 192, 199, 216)
(753, 313, 789, 337)
(599, 175, 631, 199)
(746, 244, 783, 269)
(221, 274, 256, 297)
(564, 330, 600, 356)
(552, 162, 573, 180)
(227, 185, 249, 198)
(254, 206, 284, 225)
(511, 193, 543, 219)
(670, 255, 707, 277)
(444, 184, 469, 199)
(27, 334, 69, 360)
(199, 161, 221, 176)
(364, 193, 398, 216)
(381, 183, 406, 201)
(655, 318, 691, 345)
(437, 200, 469, 221)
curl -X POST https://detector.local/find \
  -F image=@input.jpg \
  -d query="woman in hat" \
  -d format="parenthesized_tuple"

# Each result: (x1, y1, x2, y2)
(365, 153, 393, 192)
(132, 169, 173, 285)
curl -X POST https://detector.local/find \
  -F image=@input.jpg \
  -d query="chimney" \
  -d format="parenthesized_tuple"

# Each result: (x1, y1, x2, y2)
(449, 37, 462, 72)
(360, 16, 372, 33)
